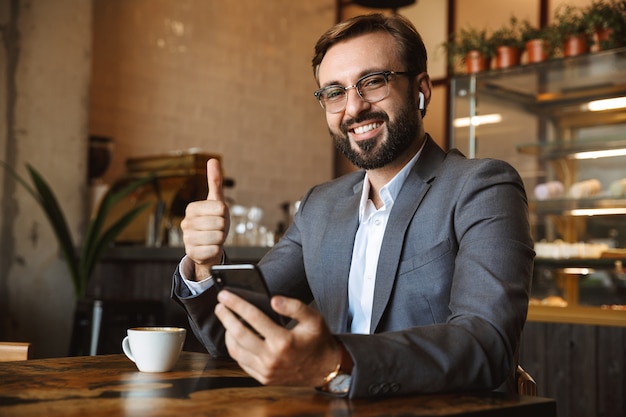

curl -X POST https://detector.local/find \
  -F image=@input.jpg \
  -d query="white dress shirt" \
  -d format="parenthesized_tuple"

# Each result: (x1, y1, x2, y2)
(180, 255, 212, 295)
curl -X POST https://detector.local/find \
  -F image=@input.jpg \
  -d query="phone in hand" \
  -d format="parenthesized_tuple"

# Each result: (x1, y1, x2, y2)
(211, 264, 288, 327)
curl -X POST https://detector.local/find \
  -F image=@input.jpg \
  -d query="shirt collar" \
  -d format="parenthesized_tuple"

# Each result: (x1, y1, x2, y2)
(359, 142, 425, 220)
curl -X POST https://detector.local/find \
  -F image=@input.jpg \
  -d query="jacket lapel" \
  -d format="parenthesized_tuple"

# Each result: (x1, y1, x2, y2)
(369, 136, 445, 332)
(318, 179, 362, 333)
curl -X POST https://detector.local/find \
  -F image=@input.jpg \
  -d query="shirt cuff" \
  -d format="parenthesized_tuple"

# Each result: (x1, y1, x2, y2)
(179, 255, 215, 296)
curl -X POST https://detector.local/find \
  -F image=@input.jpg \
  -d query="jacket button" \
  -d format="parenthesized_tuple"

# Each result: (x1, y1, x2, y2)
(368, 382, 400, 395)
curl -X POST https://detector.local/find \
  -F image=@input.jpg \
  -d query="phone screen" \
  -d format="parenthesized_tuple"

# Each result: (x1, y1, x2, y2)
(211, 264, 287, 327)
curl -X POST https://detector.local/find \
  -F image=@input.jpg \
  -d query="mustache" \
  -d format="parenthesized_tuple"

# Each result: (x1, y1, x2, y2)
(340, 111, 389, 134)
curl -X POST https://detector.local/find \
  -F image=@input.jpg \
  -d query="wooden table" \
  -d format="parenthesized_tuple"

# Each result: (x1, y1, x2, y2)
(0, 352, 556, 417)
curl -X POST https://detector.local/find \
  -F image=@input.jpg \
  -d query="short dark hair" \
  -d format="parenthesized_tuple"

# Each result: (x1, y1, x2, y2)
(312, 13, 428, 83)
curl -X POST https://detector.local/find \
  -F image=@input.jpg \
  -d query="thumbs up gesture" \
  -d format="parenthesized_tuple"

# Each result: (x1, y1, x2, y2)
(180, 158, 231, 280)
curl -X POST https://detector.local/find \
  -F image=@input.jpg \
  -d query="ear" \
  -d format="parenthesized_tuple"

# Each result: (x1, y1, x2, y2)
(416, 73, 432, 117)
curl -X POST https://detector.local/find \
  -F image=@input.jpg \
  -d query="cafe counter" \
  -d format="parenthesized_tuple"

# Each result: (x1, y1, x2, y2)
(100, 245, 269, 263)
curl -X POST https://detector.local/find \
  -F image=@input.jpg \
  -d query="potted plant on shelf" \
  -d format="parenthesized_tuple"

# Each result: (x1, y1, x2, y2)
(442, 26, 494, 74)
(553, 4, 591, 57)
(490, 16, 525, 69)
(582, 0, 626, 51)
(519, 20, 554, 64)
(1, 161, 154, 300)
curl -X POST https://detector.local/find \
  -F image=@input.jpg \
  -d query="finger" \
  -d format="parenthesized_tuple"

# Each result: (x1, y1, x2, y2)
(216, 304, 250, 359)
(215, 301, 246, 334)
(218, 290, 280, 339)
(270, 296, 316, 329)
(217, 310, 268, 383)
(206, 158, 224, 202)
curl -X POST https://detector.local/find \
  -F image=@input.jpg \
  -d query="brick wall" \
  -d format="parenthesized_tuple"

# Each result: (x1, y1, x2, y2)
(89, 0, 335, 230)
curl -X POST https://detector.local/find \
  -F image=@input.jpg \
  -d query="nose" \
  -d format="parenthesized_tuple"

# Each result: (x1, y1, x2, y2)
(344, 86, 370, 118)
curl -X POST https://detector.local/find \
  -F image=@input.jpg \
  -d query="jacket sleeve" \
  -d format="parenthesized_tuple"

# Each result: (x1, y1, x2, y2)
(171, 266, 227, 357)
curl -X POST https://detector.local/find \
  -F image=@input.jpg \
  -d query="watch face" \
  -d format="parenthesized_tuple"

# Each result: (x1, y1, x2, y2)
(329, 373, 352, 394)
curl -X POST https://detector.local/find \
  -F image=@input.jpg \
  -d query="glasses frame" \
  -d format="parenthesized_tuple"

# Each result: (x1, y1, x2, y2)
(313, 70, 415, 113)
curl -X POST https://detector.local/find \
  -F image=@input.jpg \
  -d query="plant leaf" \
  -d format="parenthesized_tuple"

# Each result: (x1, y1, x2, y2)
(25, 165, 82, 295)
(80, 202, 151, 286)
(80, 175, 155, 281)
(3, 160, 157, 299)
(0, 161, 40, 203)
(83, 175, 155, 244)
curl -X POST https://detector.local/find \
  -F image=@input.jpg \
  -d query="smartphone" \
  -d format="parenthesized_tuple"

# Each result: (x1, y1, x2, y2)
(211, 264, 287, 327)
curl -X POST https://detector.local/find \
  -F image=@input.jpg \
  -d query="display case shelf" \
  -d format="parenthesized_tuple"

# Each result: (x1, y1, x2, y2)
(452, 47, 626, 114)
(534, 257, 626, 268)
(531, 198, 626, 215)
(527, 304, 626, 327)
(517, 137, 626, 159)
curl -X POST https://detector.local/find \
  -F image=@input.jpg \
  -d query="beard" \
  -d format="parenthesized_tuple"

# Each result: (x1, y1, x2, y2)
(330, 99, 420, 170)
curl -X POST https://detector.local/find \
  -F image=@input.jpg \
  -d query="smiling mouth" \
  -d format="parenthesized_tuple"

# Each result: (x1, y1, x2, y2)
(352, 122, 382, 135)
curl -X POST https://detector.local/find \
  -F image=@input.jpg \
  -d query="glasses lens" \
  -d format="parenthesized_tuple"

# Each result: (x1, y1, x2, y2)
(357, 73, 389, 103)
(319, 86, 346, 113)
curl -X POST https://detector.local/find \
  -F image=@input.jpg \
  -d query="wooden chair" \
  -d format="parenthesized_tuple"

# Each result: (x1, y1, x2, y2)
(0, 342, 31, 362)
(516, 365, 537, 396)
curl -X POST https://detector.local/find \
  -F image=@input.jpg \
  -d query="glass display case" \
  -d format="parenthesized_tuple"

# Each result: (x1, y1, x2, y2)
(449, 47, 626, 326)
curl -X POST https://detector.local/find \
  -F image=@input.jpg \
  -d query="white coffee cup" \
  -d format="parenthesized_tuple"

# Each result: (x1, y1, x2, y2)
(122, 327, 186, 372)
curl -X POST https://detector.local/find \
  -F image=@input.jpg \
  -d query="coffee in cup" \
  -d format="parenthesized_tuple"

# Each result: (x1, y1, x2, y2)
(122, 327, 186, 372)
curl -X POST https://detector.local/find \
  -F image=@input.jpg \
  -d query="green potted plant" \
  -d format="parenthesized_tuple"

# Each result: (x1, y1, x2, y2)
(490, 16, 525, 69)
(582, 0, 626, 51)
(519, 20, 554, 64)
(442, 26, 494, 74)
(553, 4, 591, 57)
(1, 161, 154, 299)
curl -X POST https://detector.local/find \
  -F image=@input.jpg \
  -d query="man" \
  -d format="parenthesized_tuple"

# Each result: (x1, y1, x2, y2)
(172, 13, 534, 398)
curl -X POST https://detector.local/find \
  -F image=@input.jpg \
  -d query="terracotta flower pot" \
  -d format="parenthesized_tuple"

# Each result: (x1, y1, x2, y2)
(495, 46, 521, 69)
(563, 34, 589, 57)
(464, 50, 490, 74)
(592, 28, 613, 52)
(525, 39, 548, 64)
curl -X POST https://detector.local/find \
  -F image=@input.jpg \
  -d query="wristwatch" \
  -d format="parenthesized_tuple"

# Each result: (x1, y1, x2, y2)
(318, 363, 352, 395)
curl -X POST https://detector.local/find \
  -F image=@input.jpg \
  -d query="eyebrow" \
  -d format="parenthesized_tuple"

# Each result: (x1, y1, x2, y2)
(320, 68, 387, 88)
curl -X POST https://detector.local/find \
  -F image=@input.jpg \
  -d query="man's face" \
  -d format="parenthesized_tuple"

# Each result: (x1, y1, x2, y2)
(316, 32, 425, 170)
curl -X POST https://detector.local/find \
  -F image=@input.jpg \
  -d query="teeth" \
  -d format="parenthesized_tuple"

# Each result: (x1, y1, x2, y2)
(353, 123, 380, 134)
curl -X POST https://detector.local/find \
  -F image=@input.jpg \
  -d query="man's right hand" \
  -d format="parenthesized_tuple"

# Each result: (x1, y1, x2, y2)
(180, 158, 230, 281)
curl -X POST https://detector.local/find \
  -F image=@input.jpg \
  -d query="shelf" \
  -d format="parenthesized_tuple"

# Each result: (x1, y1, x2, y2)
(452, 47, 626, 114)
(530, 197, 626, 215)
(534, 257, 626, 268)
(517, 137, 626, 159)
(102, 246, 270, 262)
(528, 304, 626, 327)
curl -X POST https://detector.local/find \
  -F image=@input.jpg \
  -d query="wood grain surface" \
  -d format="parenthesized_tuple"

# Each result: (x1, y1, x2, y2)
(0, 352, 556, 417)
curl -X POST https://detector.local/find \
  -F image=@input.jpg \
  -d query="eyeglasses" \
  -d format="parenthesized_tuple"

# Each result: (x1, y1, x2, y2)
(314, 70, 414, 114)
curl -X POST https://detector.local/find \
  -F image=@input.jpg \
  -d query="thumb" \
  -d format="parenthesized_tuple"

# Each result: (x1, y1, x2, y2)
(206, 158, 224, 201)
(271, 296, 310, 323)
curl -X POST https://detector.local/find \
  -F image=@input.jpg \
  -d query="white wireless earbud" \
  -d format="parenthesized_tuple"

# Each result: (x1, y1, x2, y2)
(418, 92, 425, 110)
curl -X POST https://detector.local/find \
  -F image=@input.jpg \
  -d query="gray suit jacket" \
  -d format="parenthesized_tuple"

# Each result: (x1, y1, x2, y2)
(172, 135, 535, 398)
